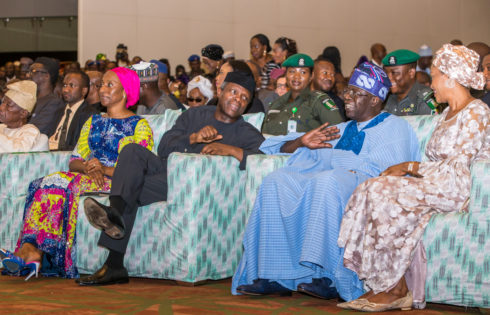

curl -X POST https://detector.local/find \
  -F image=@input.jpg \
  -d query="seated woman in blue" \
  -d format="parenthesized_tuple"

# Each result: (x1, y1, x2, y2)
(1, 67, 153, 279)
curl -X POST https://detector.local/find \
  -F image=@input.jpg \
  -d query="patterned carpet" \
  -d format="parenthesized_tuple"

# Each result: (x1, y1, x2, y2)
(0, 276, 486, 314)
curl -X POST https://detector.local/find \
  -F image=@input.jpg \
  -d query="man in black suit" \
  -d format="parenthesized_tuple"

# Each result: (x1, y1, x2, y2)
(28, 57, 65, 137)
(49, 70, 99, 151)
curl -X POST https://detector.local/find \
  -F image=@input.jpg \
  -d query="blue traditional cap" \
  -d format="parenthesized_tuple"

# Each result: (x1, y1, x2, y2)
(150, 59, 168, 75)
(188, 54, 200, 62)
(349, 62, 391, 101)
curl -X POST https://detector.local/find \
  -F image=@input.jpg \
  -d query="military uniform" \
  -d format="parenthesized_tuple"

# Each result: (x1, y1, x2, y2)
(384, 82, 437, 116)
(382, 49, 438, 116)
(261, 89, 343, 135)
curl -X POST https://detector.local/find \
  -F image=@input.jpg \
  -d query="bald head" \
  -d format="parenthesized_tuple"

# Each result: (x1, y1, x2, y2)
(467, 42, 490, 58)
(370, 43, 387, 65)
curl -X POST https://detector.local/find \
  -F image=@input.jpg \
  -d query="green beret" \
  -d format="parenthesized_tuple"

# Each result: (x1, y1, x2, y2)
(382, 49, 420, 66)
(282, 53, 314, 68)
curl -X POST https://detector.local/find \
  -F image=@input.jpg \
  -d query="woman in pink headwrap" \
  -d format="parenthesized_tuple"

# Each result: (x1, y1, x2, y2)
(337, 44, 489, 311)
(1, 68, 154, 279)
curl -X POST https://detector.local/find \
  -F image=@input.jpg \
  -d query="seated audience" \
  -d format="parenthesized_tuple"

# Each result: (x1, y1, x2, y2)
(321, 46, 346, 96)
(337, 44, 489, 312)
(132, 62, 179, 115)
(416, 71, 431, 87)
(249, 34, 277, 90)
(150, 59, 183, 110)
(86, 70, 104, 112)
(201, 44, 224, 80)
(49, 70, 100, 151)
(185, 75, 213, 108)
(0, 67, 153, 279)
(370, 43, 387, 68)
(77, 71, 265, 286)
(233, 62, 419, 301)
(383, 49, 438, 115)
(187, 54, 204, 79)
(258, 68, 286, 112)
(271, 37, 297, 66)
(5, 62, 16, 82)
(175, 64, 190, 85)
(262, 54, 343, 135)
(482, 53, 490, 106)
(27, 57, 65, 137)
(417, 44, 433, 75)
(0, 81, 48, 152)
(311, 57, 347, 120)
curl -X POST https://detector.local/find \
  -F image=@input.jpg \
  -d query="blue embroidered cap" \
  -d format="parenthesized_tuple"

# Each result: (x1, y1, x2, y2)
(349, 62, 391, 101)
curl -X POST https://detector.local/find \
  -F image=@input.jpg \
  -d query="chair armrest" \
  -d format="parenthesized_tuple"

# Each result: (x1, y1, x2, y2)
(0, 151, 72, 197)
(469, 158, 490, 214)
(245, 154, 289, 215)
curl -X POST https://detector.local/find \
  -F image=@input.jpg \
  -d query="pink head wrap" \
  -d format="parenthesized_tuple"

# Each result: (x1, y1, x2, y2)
(432, 44, 485, 90)
(110, 67, 140, 107)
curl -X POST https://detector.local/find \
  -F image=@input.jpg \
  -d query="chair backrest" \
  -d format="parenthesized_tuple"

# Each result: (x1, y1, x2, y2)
(401, 115, 438, 161)
(143, 110, 265, 154)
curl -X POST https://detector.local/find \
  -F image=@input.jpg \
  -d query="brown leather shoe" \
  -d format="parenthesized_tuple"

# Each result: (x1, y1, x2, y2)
(76, 264, 129, 286)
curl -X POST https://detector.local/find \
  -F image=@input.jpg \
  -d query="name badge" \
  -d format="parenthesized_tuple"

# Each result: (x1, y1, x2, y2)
(287, 120, 297, 133)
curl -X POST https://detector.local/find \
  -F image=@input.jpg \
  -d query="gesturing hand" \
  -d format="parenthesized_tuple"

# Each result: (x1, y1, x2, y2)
(300, 122, 340, 149)
(190, 126, 223, 144)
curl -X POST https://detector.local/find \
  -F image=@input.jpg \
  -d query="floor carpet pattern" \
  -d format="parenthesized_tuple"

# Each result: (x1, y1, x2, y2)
(0, 276, 488, 314)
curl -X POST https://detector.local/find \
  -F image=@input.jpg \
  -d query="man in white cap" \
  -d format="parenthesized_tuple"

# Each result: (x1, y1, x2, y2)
(417, 44, 432, 75)
(0, 80, 48, 152)
(131, 61, 179, 115)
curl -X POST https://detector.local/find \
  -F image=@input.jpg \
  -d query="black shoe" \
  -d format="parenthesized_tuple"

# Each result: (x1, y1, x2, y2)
(297, 277, 340, 299)
(236, 279, 292, 296)
(76, 264, 129, 286)
(84, 197, 125, 239)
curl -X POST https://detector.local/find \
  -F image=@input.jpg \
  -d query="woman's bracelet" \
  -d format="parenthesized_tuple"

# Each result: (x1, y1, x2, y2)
(407, 162, 414, 173)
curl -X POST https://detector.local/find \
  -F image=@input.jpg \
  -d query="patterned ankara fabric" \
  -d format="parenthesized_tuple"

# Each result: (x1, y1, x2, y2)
(15, 115, 153, 278)
(338, 100, 489, 297)
(232, 113, 420, 301)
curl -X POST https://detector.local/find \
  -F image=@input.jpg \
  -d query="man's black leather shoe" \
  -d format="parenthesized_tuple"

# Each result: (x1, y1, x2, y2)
(236, 279, 292, 296)
(297, 277, 340, 299)
(76, 264, 129, 286)
(84, 197, 125, 239)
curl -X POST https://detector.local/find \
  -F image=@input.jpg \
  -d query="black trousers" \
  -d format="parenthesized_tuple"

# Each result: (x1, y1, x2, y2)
(98, 143, 167, 253)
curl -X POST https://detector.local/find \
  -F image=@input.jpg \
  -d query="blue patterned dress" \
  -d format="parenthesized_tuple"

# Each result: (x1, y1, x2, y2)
(15, 115, 153, 278)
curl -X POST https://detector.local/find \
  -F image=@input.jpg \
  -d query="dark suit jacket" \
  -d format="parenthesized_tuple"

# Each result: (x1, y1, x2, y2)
(58, 100, 100, 151)
(29, 93, 65, 137)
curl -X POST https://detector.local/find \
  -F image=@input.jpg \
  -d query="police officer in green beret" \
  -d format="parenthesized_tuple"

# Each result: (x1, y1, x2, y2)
(383, 49, 438, 116)
(262, 54, 343, 135)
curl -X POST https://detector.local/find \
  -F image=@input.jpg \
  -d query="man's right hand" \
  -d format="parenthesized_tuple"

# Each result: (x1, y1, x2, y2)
(300, 122, 340, 149)
(189, 125, 223, 144)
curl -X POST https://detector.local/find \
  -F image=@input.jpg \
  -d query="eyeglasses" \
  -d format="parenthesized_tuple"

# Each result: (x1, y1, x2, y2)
(343, 88, 369, 99)
(187, 97, 203, 103)
(28, 69, 48, 76)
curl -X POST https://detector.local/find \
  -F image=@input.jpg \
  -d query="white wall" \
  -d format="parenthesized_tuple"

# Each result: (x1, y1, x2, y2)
(78, 0, 490, 74)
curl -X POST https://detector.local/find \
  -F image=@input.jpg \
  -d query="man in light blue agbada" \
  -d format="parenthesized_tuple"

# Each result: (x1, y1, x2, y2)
(232, 62, 421, 301)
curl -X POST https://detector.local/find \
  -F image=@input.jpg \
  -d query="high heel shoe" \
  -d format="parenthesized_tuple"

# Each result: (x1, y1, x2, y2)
(2, 254, 26, 273)
(23, 261, 40, 281)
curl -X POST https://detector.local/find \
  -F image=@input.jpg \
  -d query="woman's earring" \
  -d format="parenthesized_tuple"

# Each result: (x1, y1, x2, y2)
(445, 78, 455, 88)
(263, 50, 267, 57)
